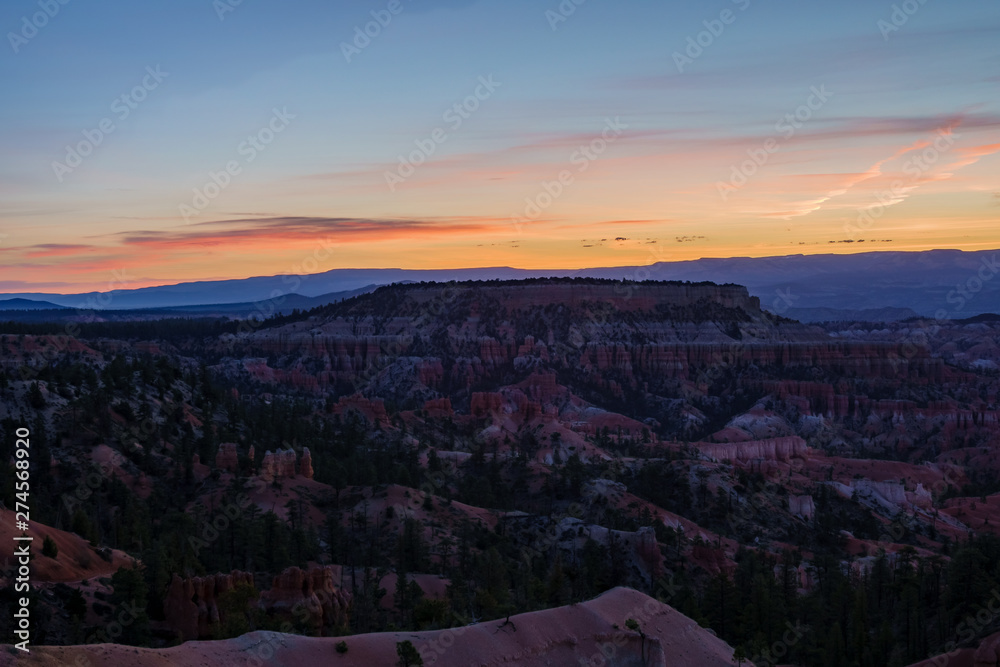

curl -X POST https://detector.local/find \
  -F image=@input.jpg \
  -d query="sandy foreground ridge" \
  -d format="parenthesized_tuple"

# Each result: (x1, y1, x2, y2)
(4, 587, 736, 666)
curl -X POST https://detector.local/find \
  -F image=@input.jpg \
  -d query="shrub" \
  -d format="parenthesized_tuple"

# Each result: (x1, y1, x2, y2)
(396, 640, 423, 666)
(42, 535, 58, 559)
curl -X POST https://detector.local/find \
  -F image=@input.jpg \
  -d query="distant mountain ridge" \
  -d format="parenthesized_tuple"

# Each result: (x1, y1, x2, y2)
(2, 249, 997, 320)
(0, 298, 68, 310)
(0, 287, 379, 323)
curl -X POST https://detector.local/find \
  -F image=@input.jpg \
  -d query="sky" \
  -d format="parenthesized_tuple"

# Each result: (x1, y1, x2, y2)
(1, 0, 998, 293)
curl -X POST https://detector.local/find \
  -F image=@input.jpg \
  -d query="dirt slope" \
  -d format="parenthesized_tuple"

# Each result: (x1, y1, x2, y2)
(8, 587, 734, 667)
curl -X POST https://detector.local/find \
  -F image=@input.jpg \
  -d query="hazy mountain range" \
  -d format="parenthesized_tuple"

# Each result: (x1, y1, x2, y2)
(2, 249, 997, 321)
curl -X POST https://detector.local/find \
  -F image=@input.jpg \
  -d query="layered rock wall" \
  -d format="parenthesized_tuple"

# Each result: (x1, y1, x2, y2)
(258, 565, 352, 634)
(214, 443, 239, 472)
(697, 436, 809, 463)
(260, 448, 309, 482)
(163, 566, 351, 640)
(163, 570, 256, 641)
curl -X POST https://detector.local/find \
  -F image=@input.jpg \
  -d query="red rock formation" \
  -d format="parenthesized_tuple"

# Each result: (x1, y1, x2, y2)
(163, 574, 198, 641)
(214, 442, 238, 472)
(422, 397, 453, 417)
(280, 449, 296, 477)
(479, 337, 511, 366)
(258, 565, 352, 635)
(579, 412, 652, 439)
(164, 567, 349, 640)
(757, 380, 847, 417)
(299, 447, 313, 479)
(416, 359, 444, 387)
(133, 341, 162, 355)
(259, 451, 275, 480)
(471, 391, 504, 417)
(163, 571, 255, 641)
(260, 448, 299, 482)
(260, 450, 279, 481)
(258, 447, 312, 482)
(581, 340, 953, 386)
(908, 483, 933, 509)
(331, 393, 389, 425)
(689, 544, 735, 576)
(517, 372, 563, 404)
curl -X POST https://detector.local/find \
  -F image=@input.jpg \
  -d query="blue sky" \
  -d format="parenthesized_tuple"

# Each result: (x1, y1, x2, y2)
(1, 0, 998, 291)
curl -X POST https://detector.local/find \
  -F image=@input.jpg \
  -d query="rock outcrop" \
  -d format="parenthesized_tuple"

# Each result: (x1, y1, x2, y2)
(260, 448, 299, 482)
(422, 397, 453, 417)
(635, 526, 665, 580)
(214, 443, 239, 472)
(163, 570, 256, 641)
(299, 447, 313, 479)
(471, 391, 505, 417)
(854, 479, 907, 505)
(163, 566, 350, 640)
(258, 565, 352, 635)
(790, 495, 815, 520)
(331, 393, 389, 424)
(697, 436, 809, 463)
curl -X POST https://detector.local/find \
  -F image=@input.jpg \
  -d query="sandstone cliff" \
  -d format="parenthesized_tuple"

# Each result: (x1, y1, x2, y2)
(697, 436, 809, 463)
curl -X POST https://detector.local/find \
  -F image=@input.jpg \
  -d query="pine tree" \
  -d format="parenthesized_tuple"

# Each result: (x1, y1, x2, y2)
(825, 621, 846, 667)
(28, 381, 46, 409)
(545, 554, 569, 607)
(42, 535, 58, 559)
(216, 582, 260, 639)
(109, 566, 151, 646)
(396, 640, 423, 666)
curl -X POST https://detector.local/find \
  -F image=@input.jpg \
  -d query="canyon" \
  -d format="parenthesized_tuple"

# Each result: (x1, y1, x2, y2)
(3, 278, 999, 665)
